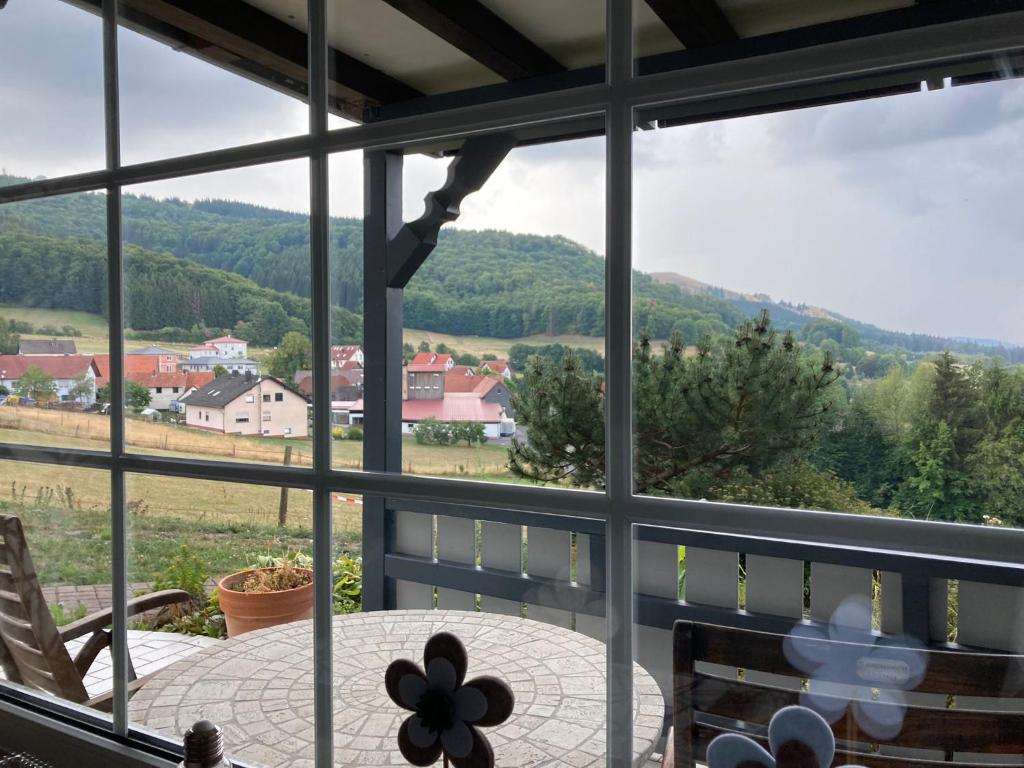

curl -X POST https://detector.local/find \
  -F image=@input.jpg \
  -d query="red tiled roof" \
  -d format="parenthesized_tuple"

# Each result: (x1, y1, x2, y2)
(408, 353, 454, 373)
(190, 344, 220, 352)
(331, 345, 362, 361)
(401, 398, 504, 423)
(296, 373, 352, 397)
(92, 353, 164, 387)
(444, 372, 503, 395)
(205, 336, 247, 344)
(481, 359, 511, 373)
(0, 355, 99, 380)
(124, 371, 213, 390)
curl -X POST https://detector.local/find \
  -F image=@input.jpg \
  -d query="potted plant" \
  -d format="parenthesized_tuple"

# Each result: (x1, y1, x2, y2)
(217, 553, 314, 637)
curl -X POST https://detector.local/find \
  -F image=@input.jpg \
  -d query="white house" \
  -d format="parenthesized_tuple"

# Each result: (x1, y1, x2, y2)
(179, 356, 258, 375)
(205, 336, 249, 359)
(0, 355, 99, 405)
(128, 371, 215, 411)
(184, 373, 307, 437)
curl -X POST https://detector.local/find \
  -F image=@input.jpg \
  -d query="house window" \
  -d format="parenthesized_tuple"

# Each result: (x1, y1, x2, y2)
(204, 413, 208, 422)
(275, 393, 283, 402)
(155, 387, 162, 394)
(172, 387, 179, 393)
(245, 395, 255, 403)
(284, 427, 292, 435)
(263, 412, 271, 422)
(263, 394, 271, 402)
(235, 411, 249, 423)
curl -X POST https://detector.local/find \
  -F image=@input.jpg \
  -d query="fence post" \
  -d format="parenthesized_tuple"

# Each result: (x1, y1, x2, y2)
(278, 445, 293, 528)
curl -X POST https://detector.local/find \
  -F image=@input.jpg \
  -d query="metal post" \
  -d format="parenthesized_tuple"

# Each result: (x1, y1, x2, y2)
(362, 149, 404, 612)
(308, 2, 334, 767)
(101, 0, 129, 737)
(606, 0, 635, 765)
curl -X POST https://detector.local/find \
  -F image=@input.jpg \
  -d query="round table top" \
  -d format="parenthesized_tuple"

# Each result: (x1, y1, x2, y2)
(129, 610, 666, 768)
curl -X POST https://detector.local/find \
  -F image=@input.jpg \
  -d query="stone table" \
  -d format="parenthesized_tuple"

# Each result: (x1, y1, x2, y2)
(129, 610, 666, 768)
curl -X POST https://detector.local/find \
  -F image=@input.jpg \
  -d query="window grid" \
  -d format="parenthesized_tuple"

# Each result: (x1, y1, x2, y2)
(0, 1, 1023, 766)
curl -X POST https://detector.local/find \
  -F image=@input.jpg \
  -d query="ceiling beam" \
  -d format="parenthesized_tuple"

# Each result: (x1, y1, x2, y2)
(644, 0, 739, 49)
(119, 0, 422, 118)
(379, 0, 564, 81)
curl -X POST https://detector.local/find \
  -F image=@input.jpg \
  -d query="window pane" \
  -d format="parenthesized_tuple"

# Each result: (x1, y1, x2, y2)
(117, 1, 307, 164)
(373, 135, 606, 485)
(0, 0, 104, 179)
(0, 192, 108, 451)
(632, 65, 1024, 528)
(126, 474, 314, 765)
(121, 161, 311, 466)
(0, 460, 112, 718)
(631, 523, 1024, 766)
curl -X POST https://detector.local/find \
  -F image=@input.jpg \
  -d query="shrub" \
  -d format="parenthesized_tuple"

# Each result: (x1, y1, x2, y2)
(333, 553, 362, 614)
(153, 544, 209, 599)
(347, 427, 363, 441)
(332, 427, 346, 440)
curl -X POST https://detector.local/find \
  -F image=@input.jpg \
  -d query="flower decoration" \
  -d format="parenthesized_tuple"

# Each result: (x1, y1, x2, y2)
(707, 705, 864, 768)
(783, 594, 927, 740)
(386, 631, 515, 768)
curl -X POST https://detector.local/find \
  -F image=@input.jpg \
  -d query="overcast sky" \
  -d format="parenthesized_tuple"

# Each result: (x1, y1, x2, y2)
(3, 1, 1024, 344)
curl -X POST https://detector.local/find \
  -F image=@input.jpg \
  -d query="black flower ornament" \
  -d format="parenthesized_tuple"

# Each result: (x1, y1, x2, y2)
(386, 632, 515, 768)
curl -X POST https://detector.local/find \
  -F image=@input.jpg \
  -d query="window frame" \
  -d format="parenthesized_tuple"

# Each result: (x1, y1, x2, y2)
(0, 1, 1022, 766)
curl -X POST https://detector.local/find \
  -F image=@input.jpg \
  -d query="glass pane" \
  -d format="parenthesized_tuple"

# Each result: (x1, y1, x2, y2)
(0, 460, 112, 717)
(632, 523, 1024, 765)
(361, 500, 608, 766)
(0, 192, 108, 451)
(632, 63, 1024, 528)
(384, 135, 606, 484)
(0, 0, 104, 179)
(324, 1, 605, 128)
(126, 474, 314, 765)
(117, 1, 307, 164)
(327, 150, 364, 469)
(121, 161, 311, 466)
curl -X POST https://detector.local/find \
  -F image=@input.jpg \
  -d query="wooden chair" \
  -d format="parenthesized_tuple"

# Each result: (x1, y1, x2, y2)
(668, 620, 1024, 768)
(0, 514, 190, 711)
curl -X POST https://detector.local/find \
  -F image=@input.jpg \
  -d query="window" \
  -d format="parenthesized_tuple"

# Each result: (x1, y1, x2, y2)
(4, 5, 1024, 768)
(263, 412, 272, 422)
(172, 387, 179, 393)
(155, 387, 162, 394)
(263, 394, 271, 402)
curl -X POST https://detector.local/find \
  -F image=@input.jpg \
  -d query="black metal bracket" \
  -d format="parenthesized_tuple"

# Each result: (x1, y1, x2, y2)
(385, 132, 516, 288)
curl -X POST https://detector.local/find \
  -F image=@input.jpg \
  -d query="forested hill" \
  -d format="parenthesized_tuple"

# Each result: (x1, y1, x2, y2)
(1, 175, 1020, 362)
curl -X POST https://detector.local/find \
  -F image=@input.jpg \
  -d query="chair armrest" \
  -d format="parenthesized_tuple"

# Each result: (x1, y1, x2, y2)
(59, 589, 192, 642)
(662, 727, 674, 768)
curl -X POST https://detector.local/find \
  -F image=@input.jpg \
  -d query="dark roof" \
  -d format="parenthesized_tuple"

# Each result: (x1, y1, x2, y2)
(184, 373, 302, 408)
(18, 339, 77, 355)
(183, 373, 260, 408)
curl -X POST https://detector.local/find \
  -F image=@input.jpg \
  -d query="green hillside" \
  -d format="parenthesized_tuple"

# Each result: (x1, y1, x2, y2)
(2, 174, 1022, 363)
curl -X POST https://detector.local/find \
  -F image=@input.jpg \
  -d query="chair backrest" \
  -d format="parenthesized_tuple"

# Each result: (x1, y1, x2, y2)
(0, 515, 88, 703)
(673, 620, 1024, 768)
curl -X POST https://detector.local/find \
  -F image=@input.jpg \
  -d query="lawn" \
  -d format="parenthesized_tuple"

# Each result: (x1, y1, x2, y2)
(0, 405, 513, 476)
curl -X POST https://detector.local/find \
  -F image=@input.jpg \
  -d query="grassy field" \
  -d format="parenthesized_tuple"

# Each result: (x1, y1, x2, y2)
(0, 406, 512, 475)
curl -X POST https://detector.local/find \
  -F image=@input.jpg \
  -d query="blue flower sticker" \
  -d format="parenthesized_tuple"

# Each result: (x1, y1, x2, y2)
(783, 594, 927, 740)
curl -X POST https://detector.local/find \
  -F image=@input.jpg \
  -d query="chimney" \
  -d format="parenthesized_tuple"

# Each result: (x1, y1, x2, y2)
(244, 370, 253, 383)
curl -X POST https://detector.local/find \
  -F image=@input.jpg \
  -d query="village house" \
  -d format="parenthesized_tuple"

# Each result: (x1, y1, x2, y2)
(188, 344, 220, 359)
(92, 352, 172, 389)
(204, 335, 248, 358)
(479, 359, 512, 379)
(331, 345, 363, 369)
(128, 371, 214, 411)
(294, 370, 362, 402)
(406, 352, 454, 399)
(179, 356, 258, 375)
(128, 346, 178, 373)
(0, 355, 99, 405)
(182, 372, 307, 437)
(17, 339, 77, 355)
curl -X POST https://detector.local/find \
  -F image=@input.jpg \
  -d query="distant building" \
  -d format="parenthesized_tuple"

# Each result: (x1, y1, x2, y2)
(406, 353, 454, 400)
(401, 398, 510, 439)
(128, 371, 214, 411)
(92, 353, 174, 389)
(188, 344, 220, 359)
(480, 359, 512, 379)
(127, 346, 178, 373)
(294, 370, 361, 402)
(331, 345, 363, 368)
(444, 372, 513, 416)
(179, 356, 258, 375)
(204, 336, 248, 359)
(18, 339, 77, 355)
(183, 373, 307, 437)
(0, 355, 99, 404)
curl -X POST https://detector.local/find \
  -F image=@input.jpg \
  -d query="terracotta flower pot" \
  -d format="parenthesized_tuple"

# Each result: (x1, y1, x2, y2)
(217, 567, 314, 637)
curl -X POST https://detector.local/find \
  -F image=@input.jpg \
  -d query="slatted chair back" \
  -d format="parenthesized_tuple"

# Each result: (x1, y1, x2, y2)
(673, 621, 1024, 768)
(0, 515, 89, 703)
